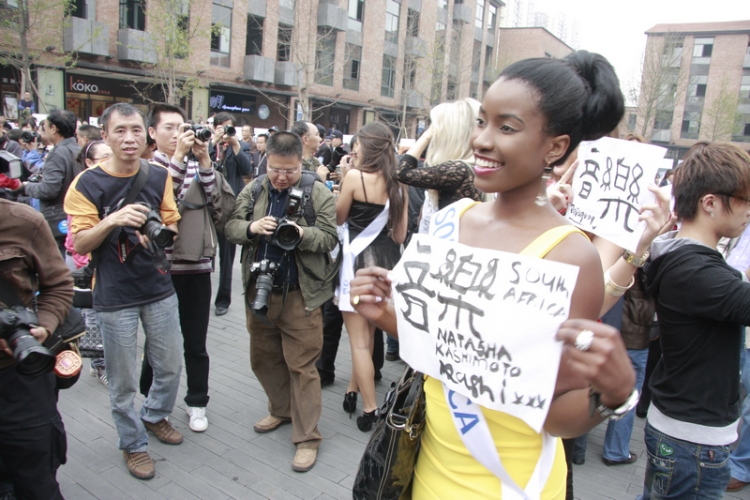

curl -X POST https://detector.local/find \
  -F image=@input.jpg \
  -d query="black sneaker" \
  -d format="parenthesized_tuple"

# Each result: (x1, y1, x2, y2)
(385, 350, 400, 361)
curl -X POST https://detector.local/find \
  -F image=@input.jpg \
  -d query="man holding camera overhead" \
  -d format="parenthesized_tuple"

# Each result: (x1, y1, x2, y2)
(210, 112, 252, 317)
(64, 103, 183, 481)
(225, 131, 337, 473)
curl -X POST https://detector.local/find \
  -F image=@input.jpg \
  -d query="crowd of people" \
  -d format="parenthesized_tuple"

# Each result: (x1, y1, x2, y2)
(1, 47, 750, 500)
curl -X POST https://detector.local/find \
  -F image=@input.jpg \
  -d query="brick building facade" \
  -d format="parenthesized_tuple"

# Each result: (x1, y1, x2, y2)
(0, 0, 504, 138)
(636, 21, 750, 157)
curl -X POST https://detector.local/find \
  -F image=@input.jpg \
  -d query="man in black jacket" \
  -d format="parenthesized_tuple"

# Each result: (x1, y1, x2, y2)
(210, 112, 252, 315)
(22, 110, 81, 253)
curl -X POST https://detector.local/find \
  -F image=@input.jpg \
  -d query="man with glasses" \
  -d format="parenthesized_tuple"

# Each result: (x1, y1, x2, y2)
(225, 131, 337, 473)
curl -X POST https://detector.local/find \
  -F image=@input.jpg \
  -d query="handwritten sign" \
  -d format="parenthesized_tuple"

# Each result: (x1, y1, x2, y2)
(567, 137, 668, 252)
(391, 234, 579, 432)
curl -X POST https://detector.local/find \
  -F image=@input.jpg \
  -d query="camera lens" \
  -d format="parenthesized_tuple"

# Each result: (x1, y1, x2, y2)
(274, 222, 301, 251)
(7, 329, 55, 377)
(143, 221, 176, 248)
(21, 131, 33, 143)
(225, 126, 236, 137)
(252, 273, 275, 316)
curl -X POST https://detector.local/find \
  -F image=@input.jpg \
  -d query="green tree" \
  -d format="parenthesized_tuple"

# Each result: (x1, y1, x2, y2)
(701, 76, 740, 141)
(0, 0, 76, 112)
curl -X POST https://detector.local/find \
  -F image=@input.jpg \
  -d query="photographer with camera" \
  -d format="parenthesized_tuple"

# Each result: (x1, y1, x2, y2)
(23, 110, 82, 254)
(0, 197, 74, 499)
(19, 124, 47, 175)
(210, 112, 252, 317)
(64, 103, 183, 481)
(225, 131, 337, 473)
(139, 103, 232, 433)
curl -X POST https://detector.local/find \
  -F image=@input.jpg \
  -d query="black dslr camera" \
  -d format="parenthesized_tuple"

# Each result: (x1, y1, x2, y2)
(268, 187, 304, 252)
(134, 202, 177, 248)
(249, 260, 280, 317)
(20, 130, 40, 144)
(190, 124, 212, 142)
(0, 305, 55, 376)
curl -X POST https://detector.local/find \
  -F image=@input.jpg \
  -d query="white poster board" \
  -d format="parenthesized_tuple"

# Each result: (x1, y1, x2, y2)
(566, 137, 668, 252)
(391, 234, 579, 433)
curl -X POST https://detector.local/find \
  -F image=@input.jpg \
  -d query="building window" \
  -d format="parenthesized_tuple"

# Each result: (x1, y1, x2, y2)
(407, 9, 419, 38)
(348, 0, 364, 32)
(344, 44, 361, 91)
(120, 0, 145, 30)
(680, 111, 701, 139)
(475, 0, 485, 29)
(470, 82, 478, 99)
(277, 24, 293, 62)
(210, 2, 232, 67)
(315, 28, 336, 86)
(447, 76, 457, 100)
(438, 0, 448, 9)
(279, 0, 295, 9)
(484, 45, 493, 70)
(385, 0, 400, 45)
(171, 0, 190, 59)
(696, 84, 707, 97)
(70, 0, 87, 19)
(693, 38, 714, 59)
(381, 55, 396, 98)
(653, 110, 673, 130)
(402, 57, 416, 91)
(744, 123, 750, 136)
(628, 113, 637, 131)
(487, 4, 497, 29)
(472, 40, 481, 73)
(246, 15, 263, 56)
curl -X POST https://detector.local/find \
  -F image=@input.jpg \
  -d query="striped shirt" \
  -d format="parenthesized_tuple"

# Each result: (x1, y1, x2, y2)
(154, 151, 216, 274)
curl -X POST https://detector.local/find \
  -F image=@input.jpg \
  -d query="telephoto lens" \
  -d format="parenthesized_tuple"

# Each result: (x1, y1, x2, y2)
(225, 126, 236, 137)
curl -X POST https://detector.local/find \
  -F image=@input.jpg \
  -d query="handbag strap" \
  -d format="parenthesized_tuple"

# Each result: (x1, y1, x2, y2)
(88, 160, 150, 270)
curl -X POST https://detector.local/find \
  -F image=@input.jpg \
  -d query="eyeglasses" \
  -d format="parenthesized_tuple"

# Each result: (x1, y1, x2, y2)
(718, 193, 750, 206)
(268, 167, 299, 176)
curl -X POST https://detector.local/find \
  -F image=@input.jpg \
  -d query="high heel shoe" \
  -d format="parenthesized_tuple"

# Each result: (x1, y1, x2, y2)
(357, 409, 380, 432)
(343, 392, 358, 417)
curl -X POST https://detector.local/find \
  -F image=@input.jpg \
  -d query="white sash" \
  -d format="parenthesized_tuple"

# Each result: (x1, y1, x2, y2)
(429, 199, 557, 500)
(336, 200, 390, 312)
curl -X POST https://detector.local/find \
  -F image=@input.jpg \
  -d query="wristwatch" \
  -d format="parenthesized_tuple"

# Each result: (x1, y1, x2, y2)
(590, 388, 640, 421)
(622, 249, 650, 268)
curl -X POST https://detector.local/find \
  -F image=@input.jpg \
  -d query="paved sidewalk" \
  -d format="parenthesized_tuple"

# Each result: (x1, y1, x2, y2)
(56, 260, 750, 499)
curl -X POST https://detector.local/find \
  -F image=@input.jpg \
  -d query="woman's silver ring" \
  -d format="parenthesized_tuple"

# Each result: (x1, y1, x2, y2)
(574, 329, 594, 351)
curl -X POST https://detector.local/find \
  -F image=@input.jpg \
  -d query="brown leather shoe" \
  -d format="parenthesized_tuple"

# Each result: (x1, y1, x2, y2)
(142, 418, 183, 445)
(727, 477, 749, 492)
(292, 448, 317, 472)
(123, 451, 155, 480)
(254, 414, 292, 433)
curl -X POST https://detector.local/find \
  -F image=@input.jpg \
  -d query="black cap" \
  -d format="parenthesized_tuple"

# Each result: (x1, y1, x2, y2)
(330, 130, 343, 140)
(268, 126, 280, 133)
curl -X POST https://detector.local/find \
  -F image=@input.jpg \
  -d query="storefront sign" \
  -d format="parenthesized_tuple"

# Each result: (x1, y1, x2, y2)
(67, 74, 116, 96)
(209, 90, 256, 114)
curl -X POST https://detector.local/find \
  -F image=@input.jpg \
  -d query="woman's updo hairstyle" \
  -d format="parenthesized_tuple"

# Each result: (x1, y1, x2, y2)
(499, 50, 624, 166)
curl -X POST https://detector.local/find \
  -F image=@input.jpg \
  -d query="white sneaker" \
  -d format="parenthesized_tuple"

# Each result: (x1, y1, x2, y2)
(187, 406, 208, 432)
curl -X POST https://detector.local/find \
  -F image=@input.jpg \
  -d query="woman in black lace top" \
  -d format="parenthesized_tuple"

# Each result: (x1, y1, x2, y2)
(396, 98, 484, 233)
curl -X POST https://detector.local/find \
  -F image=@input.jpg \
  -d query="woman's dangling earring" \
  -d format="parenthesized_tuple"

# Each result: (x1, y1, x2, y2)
(535, 162, 553, 206)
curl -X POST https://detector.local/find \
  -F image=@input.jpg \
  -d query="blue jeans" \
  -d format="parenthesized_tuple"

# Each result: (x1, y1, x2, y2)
(729, 346, 750, 481)
(96, 294, 182, 453)
(602, 348, 648, 461)
(386, 334, 399, 354)
(572, 347, 646, 463)
(641, 423, 731, 499)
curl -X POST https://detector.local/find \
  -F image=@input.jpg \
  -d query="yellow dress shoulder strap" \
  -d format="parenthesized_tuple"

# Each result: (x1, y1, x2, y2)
(520, 225, 589, 259)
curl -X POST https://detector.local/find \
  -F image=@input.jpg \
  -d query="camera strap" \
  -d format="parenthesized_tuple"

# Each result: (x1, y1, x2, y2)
(101, 161, 150, 268)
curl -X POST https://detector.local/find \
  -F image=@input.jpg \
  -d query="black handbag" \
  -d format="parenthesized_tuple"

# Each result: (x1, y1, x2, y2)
(42, 204, 68, 239)
(353, 366, 426, 500)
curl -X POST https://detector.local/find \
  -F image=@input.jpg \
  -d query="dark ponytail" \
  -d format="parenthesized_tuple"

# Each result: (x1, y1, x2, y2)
(500, 50, 624, 166)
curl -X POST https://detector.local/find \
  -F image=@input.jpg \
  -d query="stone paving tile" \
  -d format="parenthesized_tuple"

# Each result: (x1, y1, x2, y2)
(56, 261, 750, 499)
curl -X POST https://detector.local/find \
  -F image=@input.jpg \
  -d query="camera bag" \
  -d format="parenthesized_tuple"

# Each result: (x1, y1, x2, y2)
(70, 161, 150, 308)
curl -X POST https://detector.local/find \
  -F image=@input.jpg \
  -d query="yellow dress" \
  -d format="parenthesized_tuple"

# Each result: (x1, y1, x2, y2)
(412, 223, 587, 500)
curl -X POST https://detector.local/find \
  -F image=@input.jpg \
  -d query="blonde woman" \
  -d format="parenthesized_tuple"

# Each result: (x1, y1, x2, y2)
(396, 98, 485, 234)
